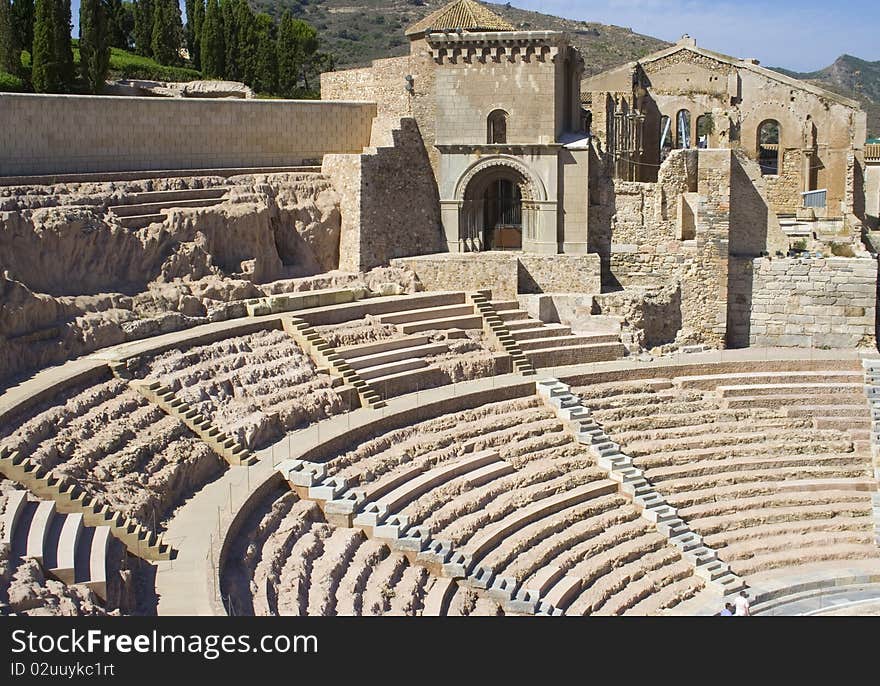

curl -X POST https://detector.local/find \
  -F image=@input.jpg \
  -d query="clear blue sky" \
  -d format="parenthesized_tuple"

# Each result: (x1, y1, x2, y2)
(69, 0, 879, 72)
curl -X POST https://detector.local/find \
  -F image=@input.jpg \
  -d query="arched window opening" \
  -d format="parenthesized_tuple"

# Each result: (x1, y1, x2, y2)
(758, 120, 780, 175)
(676, 109, 691, 149)
(487, 109, 508, 144)
(660, 115, 673, 161)
(696, 114, 712, 149)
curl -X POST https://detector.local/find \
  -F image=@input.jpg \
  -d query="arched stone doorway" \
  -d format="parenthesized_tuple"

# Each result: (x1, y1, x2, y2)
(457, 159, 540, 251)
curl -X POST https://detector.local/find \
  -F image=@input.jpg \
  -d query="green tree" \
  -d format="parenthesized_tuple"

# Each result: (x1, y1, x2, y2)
(105, 0, 128, 49)
(219, 0, 236, 79)
(132, 0, 151, 56)
(10, 0, 34, 59)
(31, 0, 71, 91)
(232, 0, 253, 83)
(189, 0, 203, 68)
(276, 12, 317, 97)
(53, 0, 72, 84)
(151, 0, 182, 65)
(0, 0, 18, 75)
(251, 11, 275, 93)
(199, 0, 222, 77)
(79, 0, 109, 92)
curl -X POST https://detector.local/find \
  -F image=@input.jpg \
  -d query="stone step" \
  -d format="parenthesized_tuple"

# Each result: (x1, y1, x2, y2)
(377, 304, 475, 325)
(505, 319, 546, 332)
(510, 324, 573, 340)
(108, 196, 224, 217)
(110, 186, 227, 206)
(517, 333, 620, 351)
(118, 213, 165, 230)
(336, 336, 432, 359)
(718, 382, 863, 398)
(398, 315, 484, 334)
(526, 342, 625, 368)
(344, 342, 449, 371)
(676, 370, 863, 390)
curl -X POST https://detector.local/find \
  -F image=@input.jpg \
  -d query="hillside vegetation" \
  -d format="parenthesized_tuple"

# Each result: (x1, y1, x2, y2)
(248, 0, 669, 74)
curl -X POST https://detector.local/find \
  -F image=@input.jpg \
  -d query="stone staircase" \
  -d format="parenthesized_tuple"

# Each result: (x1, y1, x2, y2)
(129, 380, 258, 466)
(2, 490, 111, 599)
(536, 378, 747, 597)
(468, 291, 535, 376)
(107, 187, 228, 230)
(861, 358, 880, 546)
(491, 301, 626, 368)
(0, 446, 172, 561)
(282, 316, 386, 409)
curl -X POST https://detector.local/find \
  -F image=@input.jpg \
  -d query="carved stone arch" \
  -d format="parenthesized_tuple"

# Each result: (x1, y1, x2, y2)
(454, 155, 547, 203)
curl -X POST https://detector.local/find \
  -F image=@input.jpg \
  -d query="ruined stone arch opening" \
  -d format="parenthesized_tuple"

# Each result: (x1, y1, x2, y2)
(676, 109, 692, 148)
(696, 114, 712, 148)
(459, 162, 538, 251)
(487, 109, 509, 144)
(758, 119, 781, 176)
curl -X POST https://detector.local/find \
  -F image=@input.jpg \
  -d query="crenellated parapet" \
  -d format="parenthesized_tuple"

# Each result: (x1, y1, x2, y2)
(425, 30, 566, 65)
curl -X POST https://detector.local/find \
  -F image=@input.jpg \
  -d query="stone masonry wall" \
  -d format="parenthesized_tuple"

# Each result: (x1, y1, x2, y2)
(391, 252, 602, 300)
(323, 118, 443, 272)
(728, 256, 877, 348)
(0, 94, 376, 176)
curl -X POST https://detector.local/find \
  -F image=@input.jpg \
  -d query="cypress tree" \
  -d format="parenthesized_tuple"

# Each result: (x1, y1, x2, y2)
(132, 0, 152, 56)
(0, 0, 18, 74)
(105, 0, 126, 49)
(10, 0, 34, 59)
(275, 9, 296, 97)
(151, 0, 182, 66)
(53, 0, 73, 86)
(252, 11, 274, 94)
(31, 0, 58, 90)
(79, 0, 109, 92)
(219, 0, 236, 79)
(189, 0, 203, 69)
(232, 0, 253, 84)
(199, 0, 222, 77)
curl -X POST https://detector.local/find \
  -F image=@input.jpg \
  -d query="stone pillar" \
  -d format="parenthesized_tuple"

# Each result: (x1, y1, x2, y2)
(440, 200, 462, 252)
(523, 201, 559, 254)
(561, 147, 589, 254)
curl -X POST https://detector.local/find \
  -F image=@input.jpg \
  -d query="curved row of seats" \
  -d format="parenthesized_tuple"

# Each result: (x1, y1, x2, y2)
(0, 377, 225, 530)
(571, 364, 880, 579)
(2, 491, 110, 599)
(315, 397, 702, 615)
(228, 491, 498, 616)
(141, 328, 347, 450)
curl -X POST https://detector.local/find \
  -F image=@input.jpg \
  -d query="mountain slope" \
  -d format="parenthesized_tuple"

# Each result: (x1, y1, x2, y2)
(772, 55, 880, 137)
(250, 0, 669, 75)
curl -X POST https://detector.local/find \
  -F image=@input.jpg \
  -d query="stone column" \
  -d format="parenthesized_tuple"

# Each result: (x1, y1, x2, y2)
(440, 200, 463, 252)
(523, 201, 560, 254)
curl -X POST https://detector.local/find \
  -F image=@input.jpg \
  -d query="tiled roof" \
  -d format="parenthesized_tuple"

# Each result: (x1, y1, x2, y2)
(405, 0, 516, 37)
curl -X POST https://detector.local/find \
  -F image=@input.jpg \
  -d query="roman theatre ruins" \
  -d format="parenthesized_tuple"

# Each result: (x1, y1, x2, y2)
(1, 0, 880, 616)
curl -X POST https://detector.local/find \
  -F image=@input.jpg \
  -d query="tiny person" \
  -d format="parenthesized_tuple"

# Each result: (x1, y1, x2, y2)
(734, 591, 751, 616)
(719, 603, 734, 616)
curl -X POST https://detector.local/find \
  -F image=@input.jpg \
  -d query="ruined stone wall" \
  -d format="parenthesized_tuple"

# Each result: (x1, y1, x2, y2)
(323, 118, 443, 272)
(391, 252, 602, 300)
(390, 253, 519, 298)
(320, 42, 441, 176)
(0, 94, 376, 176)
(762, 148, 802, 216)
(727, 256, 877, 348)
(605, 150, 731, 347)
